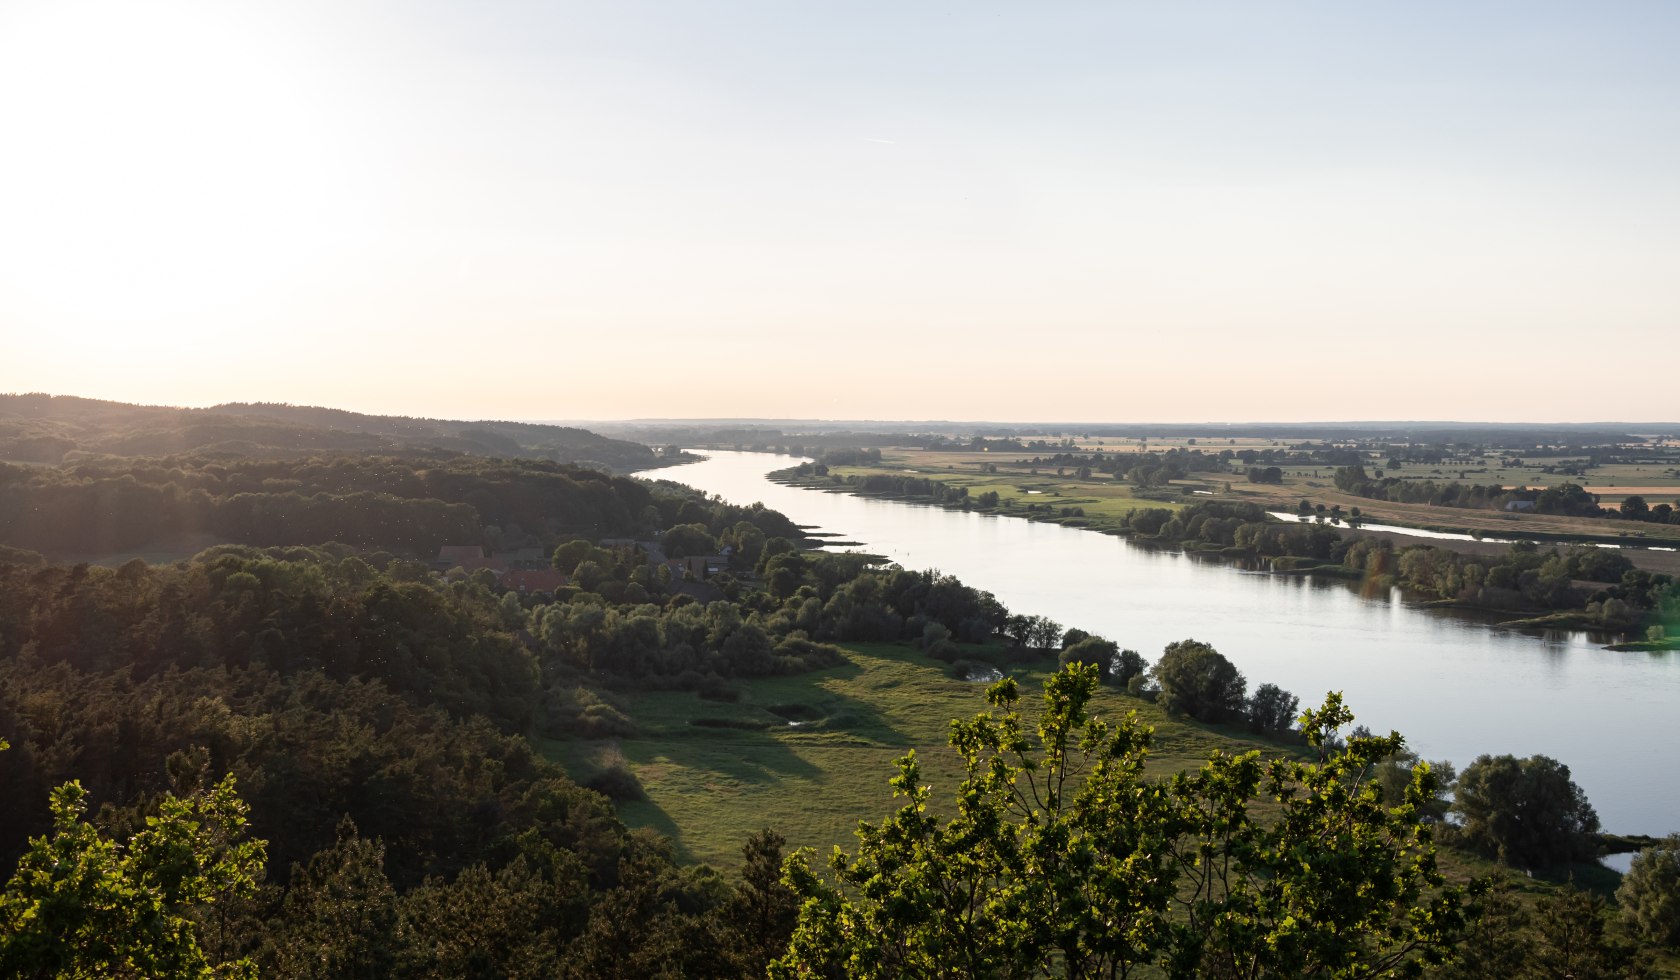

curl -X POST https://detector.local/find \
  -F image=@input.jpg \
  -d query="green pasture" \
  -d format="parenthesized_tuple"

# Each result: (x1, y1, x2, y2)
(814, 449, 1189, 530)
(547, 641, 1289, 869)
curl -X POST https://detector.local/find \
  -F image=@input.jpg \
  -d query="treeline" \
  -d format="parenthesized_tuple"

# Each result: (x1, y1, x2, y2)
(0, 548, 803, 977)
(0, 454, 816, 559)
(538, 544, 1013, 695)
(0, 455, 644, 556)
(1122, 501, 1680, 630)
(0, 491, 1090, 975)
(1335, 465, 1680, 525)
(4, 534, 1676, 972)
(0, 393, 661, 469)
(781, 464, 974, 507)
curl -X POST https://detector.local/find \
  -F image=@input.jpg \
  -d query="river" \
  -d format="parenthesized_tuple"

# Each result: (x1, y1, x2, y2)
(638, 450, 1679, 837)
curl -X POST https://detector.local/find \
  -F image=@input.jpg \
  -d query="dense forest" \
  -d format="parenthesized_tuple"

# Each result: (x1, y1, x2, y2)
(2, 452, 1677, 975)
(0, 452, 760, 559)
(0, 394, 667, 471)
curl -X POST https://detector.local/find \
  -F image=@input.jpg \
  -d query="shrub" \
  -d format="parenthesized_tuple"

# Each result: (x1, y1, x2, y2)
(585, 764, 645, 802)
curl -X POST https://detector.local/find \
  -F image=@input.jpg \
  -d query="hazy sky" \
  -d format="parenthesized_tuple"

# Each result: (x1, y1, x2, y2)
(2, 1, 1676, 423)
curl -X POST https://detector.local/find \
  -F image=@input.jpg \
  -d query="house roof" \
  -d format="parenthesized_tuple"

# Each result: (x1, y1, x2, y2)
(502, 569, 570, 593)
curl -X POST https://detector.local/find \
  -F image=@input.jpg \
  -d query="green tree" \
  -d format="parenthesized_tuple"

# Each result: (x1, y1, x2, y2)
(661, 523, 718, 559)
(1451, 754, 1600, 866)
(1112, 648, 1147, 687)
(551, 538, 603, 574)
(774, 666, 1467, 979)
(1374, 749, 1455, 823)
(1244, 682, 1300, 735)
(260, 817, 397, 979)
(1617, 833, 1680, 948)
(1057, 635, 1118, 681)
(1524, 884, 1654, 979)
(1152, 639, 1247, 723)
(1428, 878, 1530, 980)
(720, 829, 799, 977)
(0, 775, 265, 980)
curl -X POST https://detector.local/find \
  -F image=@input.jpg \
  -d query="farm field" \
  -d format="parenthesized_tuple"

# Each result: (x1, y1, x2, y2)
(791, 441, 1680, 559)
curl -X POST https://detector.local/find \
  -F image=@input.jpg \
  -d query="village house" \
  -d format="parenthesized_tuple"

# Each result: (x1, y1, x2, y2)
(500, 568, 570, 595)
(433, 544, 507, 574)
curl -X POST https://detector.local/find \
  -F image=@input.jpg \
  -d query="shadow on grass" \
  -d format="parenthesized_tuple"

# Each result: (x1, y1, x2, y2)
(616, 798, 687, 848)
(1531, 859, 1625, 899)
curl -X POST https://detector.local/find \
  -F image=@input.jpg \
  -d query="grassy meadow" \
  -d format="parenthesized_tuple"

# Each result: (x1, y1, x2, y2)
(541, 636, 1658, 960)
(785, 446, 1190, 531)
(545, 640, 1295, 870)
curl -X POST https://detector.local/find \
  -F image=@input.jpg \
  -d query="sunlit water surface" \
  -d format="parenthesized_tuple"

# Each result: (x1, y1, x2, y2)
(639, 451, 1679, 836)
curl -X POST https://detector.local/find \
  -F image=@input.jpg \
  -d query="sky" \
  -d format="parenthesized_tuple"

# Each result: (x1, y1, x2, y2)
(1, 1, 1676, 424)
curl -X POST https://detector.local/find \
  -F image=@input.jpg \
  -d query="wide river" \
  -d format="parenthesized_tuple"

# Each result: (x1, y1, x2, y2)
(639, 450, 1678, 837)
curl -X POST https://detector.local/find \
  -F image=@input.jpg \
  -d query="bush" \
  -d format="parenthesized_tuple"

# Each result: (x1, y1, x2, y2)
(584, 764, 645, 802)
(1617, 834, 1680, 948)
(546, 687, 636, 738)
(773, 633, 848, 672)
(698, 674, 741, 702)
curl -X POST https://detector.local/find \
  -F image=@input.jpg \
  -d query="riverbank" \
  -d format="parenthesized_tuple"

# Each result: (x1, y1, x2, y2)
(772, 463, 1679, 646)
(652, 450, 1680, 837)
(771, 464, 1680, 576)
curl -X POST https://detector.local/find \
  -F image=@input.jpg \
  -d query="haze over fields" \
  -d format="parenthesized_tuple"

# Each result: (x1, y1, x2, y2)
(3, 2, 1679, 423)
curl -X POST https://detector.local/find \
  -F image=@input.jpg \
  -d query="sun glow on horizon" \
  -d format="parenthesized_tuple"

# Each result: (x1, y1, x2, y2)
(0, 1, 373, 345)
(2, 2, 1678, 423)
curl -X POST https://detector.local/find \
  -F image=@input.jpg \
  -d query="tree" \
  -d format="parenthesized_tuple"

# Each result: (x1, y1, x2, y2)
(1451, 754, 1600, 866)
(1374, 749, 1455, 823)
(1525, 884, 1654, 979)
(774, 666, 1467, 979)
(551, 538, 602, 574)
(660, 523, 717, 559)
(1112, 648, 1147, 687)
(1152, 639, 1247, 723)
(720, 829, 799, 976)
(0, 775, 265, 979)
(1617, 833, 1680, 948)
(1245, 682, 1300, 735)
(261, 817, 398, 979)
(1057, 635, 1118, 681)
(1026, 615, 1063, 652)
(1430, 878, 1531, 980)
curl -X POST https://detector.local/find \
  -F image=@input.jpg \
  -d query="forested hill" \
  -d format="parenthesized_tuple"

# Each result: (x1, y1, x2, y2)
(0, 453, 805, 562)
(0, 394, 663, 471)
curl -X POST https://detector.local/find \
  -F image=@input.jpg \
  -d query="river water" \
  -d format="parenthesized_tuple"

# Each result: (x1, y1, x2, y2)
(638, 451, 1679, 837)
